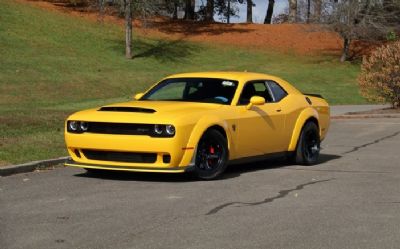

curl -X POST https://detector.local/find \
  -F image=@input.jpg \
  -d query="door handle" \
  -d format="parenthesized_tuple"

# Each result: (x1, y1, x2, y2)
(276, 109, 282, 112)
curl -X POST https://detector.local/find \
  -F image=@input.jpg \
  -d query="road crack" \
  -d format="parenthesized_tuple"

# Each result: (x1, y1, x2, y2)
(206, 178, 334, 215)
(342, 131, 400, 155)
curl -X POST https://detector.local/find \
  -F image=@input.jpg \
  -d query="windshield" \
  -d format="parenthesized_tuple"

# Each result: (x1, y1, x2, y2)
(141, 78, 238, 105)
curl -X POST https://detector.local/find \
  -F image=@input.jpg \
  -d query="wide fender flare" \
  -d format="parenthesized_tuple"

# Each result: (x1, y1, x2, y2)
(287, 107, 319, 152)
(178, 116, 231, 166)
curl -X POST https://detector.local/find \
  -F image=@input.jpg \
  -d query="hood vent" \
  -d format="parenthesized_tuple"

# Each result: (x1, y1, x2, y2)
(98, 106, 156, 113)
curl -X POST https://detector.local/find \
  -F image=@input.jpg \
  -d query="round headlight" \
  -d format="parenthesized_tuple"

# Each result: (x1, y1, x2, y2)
(68, 121, 78, 131)
(154, 125, 163, 135)
(165, 125, 175, 136)
(80, 122, 88, 131)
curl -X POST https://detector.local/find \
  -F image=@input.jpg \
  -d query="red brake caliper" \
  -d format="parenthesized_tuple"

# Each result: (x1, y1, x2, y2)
(208, 146, 215, 166)
(210, 146, 215, 154)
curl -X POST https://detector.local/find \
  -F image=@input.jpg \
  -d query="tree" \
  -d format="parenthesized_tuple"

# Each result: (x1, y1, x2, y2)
(215, 0, 240, 23)
(264, 0, 275, 24)
(184, 0, 195, 20)
(163, 0, 185, 20)
(111, 0, 167, 59)
(326, 0, 399, 62)
(358, 42, 400, 108)
(307, 0, 311, 23)
(313, 0, 322, 22)
(125, 0, 133, 59)
(206, 0, 215, 21)
(247, 0, 253, 23)
(288, 0, 297, 23)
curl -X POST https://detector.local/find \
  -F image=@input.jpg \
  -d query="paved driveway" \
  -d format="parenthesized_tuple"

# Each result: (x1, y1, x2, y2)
(1, 118, 400, 249)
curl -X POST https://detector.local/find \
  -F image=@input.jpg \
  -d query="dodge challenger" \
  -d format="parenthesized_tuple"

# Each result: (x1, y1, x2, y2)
(65, 72, 330, 180)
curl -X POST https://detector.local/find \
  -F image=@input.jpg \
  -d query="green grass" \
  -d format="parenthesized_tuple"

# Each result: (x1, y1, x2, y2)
(0, 0, 365, 165)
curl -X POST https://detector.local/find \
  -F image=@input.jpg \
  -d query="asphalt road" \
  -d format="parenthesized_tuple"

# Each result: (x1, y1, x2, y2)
(1, 118, 400, 249)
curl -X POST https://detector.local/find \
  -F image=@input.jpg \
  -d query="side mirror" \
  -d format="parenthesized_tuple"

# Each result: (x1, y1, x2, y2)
(246, 96, 265, 110)
(134, 92, 144, 100)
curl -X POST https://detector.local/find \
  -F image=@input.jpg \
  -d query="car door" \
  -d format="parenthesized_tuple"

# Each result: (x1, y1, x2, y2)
(231, 81, 286, 159)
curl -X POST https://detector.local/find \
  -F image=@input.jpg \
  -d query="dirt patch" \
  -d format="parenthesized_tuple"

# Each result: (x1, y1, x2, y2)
(21, 0, 376, 56)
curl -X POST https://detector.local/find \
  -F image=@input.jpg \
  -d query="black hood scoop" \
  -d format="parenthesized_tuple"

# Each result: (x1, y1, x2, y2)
(98, 106, 156, 113)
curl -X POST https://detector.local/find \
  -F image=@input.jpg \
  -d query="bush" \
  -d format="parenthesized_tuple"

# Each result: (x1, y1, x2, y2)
(386, 31, 398, 42)
(358, 41, 400, 108)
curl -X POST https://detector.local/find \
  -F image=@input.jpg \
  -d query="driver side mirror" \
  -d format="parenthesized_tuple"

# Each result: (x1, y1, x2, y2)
(134, 92, 144, 100)
(246, 96, 265, 110)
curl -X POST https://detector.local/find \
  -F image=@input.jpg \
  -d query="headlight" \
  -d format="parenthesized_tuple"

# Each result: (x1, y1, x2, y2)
(67, 121, 88, 133)
(152, 124, 175, 137)
(165, 125, 175, 136)
(80, 122, 89, 131)
(154, 125, 163, 135)
(68, 121, 79, 131)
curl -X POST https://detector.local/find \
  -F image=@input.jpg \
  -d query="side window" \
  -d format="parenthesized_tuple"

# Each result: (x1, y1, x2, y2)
(267, 81, 287, 102)
(238, 81, 274, 105)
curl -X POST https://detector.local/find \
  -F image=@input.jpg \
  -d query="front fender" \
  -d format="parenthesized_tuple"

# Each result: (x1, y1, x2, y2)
(178, 115, 231, 167)
(287, 107, 319, 152)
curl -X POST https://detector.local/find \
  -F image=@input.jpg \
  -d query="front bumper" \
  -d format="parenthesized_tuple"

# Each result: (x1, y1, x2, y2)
(65, 122, 197, 169)
(65, 159, 195, 173)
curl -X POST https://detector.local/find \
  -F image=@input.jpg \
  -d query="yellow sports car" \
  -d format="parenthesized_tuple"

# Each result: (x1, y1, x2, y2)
(65, 72, 329, 180)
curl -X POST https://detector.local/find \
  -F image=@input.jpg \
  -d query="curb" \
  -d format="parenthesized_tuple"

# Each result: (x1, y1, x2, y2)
(0, 157, 70, 177)
(331, 114, 400, 119)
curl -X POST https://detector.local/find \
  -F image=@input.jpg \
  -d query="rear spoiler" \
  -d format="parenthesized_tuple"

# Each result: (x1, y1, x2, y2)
(303, 93, 324, 99)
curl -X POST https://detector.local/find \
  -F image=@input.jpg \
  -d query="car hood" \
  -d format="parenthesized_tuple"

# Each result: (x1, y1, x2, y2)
(68, 101, 223, 124)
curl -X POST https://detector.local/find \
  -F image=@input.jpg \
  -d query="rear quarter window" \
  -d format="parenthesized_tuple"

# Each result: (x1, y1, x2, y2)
(267, 81, 287, 102)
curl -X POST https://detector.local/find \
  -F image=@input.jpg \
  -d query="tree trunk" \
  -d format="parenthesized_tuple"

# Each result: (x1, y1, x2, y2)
(288, 0, 297, 23)
(313, 0, 322, 23)
(118, 0, 125, 17)
(125, 0, 132, 59)
(185, 0, 195, 20)
(227, 0, 231, 23)
(206, 0, 214, 21)
(173, 1, 178, 20)
(247, 0, 253, 23)
(264, 0, 275, 24)
(340, 38, 350, 62)
(306, 0, 311, 23)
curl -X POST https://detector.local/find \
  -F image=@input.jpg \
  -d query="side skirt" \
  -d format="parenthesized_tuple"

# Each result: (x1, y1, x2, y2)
(228, 152, 290, 166)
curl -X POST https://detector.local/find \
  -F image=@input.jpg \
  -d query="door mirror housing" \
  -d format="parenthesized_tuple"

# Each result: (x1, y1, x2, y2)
(134, 93, 144, 100)
(246, 96, 265, 110)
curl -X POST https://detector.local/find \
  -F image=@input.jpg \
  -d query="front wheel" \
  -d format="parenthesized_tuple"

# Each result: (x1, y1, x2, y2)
(193, 129, 228, 180)
(292, 121, 320, 165)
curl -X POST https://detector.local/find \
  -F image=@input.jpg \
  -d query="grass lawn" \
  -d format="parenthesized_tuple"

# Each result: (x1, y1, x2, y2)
(0, 0, 365, 165)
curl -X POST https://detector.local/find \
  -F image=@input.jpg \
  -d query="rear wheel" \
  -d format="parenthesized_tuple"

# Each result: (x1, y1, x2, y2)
(193, 129, 228, 180)
(292, 121, 320, 165)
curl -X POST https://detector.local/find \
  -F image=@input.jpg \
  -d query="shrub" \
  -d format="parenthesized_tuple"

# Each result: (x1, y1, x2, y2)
(386, 31, 398, 42)
(358, 41, 400, 108)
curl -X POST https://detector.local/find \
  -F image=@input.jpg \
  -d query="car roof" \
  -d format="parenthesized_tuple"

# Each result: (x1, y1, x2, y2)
(165, 71, 278, 82)
(164, 71, 301, 94)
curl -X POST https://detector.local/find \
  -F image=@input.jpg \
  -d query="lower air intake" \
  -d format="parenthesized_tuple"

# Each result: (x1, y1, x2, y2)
(82, 150, 157, 163)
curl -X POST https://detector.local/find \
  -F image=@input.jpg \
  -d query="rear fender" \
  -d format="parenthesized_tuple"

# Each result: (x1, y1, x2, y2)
(288, 107, 319, 152)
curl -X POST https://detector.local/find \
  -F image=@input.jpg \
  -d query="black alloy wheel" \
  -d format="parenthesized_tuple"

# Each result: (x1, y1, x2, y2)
(194, 129, 228, 180)
(292, 121, 320, 165)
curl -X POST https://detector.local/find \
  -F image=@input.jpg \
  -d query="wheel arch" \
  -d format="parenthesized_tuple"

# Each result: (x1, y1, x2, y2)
(288, 108, 320, 152)
(178, 116, 231, 166)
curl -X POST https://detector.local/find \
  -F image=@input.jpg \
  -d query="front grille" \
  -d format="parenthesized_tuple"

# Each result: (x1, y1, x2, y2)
(87, 122, 153, 135)
(82, 150, 157, 163)
(98, 106, 156, 113)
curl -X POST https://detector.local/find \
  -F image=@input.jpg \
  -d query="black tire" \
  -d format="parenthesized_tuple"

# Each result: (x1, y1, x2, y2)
(292, 121, 320, 165)
(193, 129, 229, 180)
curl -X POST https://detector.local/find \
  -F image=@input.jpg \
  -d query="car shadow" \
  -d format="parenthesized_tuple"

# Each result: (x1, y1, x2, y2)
(222, 153, 341, 179)
(74, 153, 341, 182)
